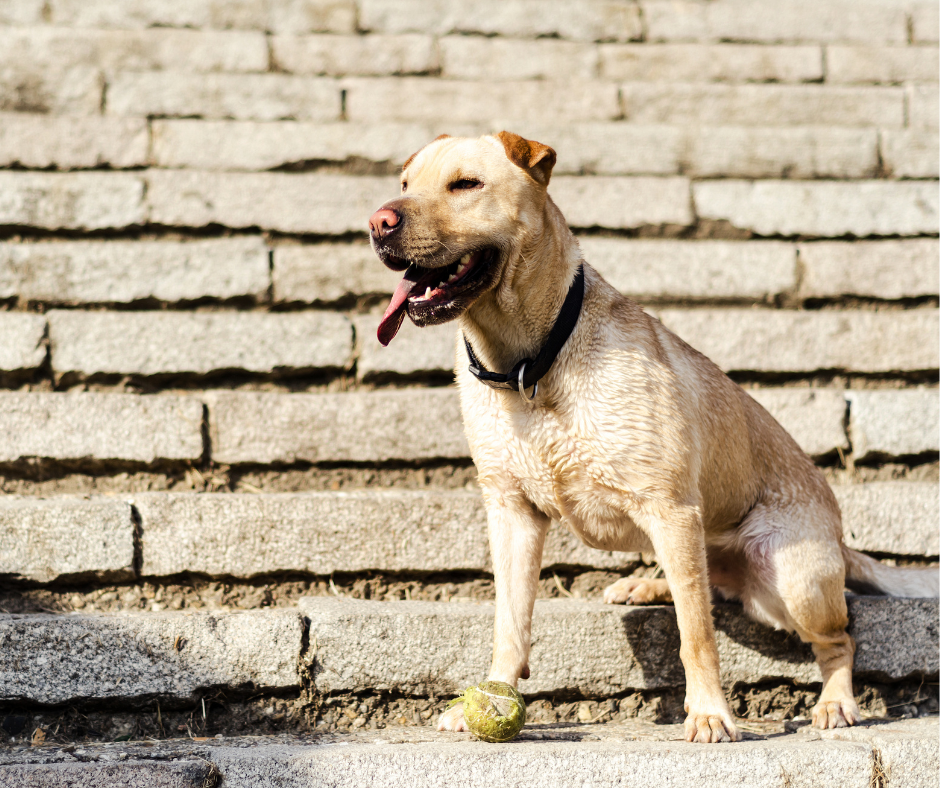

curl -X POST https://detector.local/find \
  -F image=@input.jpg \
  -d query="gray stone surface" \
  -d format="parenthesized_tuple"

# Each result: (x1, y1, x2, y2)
(106, 72, 341, 122)
(273, 243, 400, 303)
(48, 310, 353, 378)
(0, 238, 271, 304)
(581, 239, 796, 300)
(747, 389, 848, 459)
(881, 130, 940, 179)
(0, 496, 135, 584)
(355, 314, 457, 381)
(908, 84, 940, 130)
(0, 761, 213, 788)
(440, 36, 598, 81)
(0, 313, 45, 373)
(549, 176, 693, 229)
(658, 309, 940, 374)
(835, 482, 939, 558)
(273, 33, 435, 75)
(0, 393, 204, 464)
(847, 390, 940, 462)
(798, 240, 939, 300)
(0, 173, 146, 231)
(206, 389, 469, 464)
(826, 45, 939, 84)
(693, 180, 938, 237)
(146, 171, 396, 234)
(301, 596, 937, 697)
(0, 113, 148, 170)
(0, 64, 102, 115)
(913, 2, 940, 43)
(0, 0, 44, 25)
(0, 609, 303, 705)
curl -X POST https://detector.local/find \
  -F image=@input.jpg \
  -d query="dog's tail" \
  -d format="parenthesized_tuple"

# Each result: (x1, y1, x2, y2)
(843, 546, 939, 598)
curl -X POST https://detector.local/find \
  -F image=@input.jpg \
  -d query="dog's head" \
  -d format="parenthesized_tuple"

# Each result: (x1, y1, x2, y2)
(369, 132, 556, 345)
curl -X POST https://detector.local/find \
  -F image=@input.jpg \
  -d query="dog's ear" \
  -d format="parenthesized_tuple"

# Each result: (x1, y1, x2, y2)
(403, 134, 451, 171)
(495, 131, 556, 186)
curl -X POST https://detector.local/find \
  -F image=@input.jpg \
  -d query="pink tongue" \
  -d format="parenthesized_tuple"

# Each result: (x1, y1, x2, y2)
(377, 276, 419, 346)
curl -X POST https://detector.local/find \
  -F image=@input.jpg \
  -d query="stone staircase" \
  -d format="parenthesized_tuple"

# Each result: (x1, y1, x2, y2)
(0, 0, 938, 785)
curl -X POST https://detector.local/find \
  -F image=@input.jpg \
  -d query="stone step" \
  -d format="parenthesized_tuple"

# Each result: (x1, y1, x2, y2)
(1, 718, 936, 788)
(1, 597, 934, 708)
(2, 483, 934, 584)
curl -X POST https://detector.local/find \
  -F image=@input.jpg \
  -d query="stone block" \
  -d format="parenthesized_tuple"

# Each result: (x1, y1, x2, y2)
(343, 78, 622, 124)
(151, 119, 438, 171)
(355, 314, 456, 381)
(300, 596, 937, 697)
(798, 239, 939, 300)
(0, 609, 303, 705)
(549, 176, 693, 229)
(881, 130, 940, 179)
(107, 72, 340, 121)
(644, 1, 908, 44)
(693, 180, 939, 237)
(0, 113, 148, 170)
(0, 313, 46, 373)
(0, 26, 268, 73)
(658, 309, 939, 375)
(579, 239, 796, 300)
(439, 37, 598, 81)
(273, 243, 400, 303)
(146, 171, 396, 234)
(835, 483, 939, 557)
(0, 238, 270, 304)
(0, 0, 44, 24)
(0, 497, 135, 583)
(746, 389, 849, 459)
(599, 43, 822, 82)
(621, 83, 905, 127)
(359, 0, 643, 41)
(0, 393, 204, 464)
(206, 389, 469, 464)
(48, 311, 352, 379)
(0, 64, 102, 115)
(847, 390, 940, 462)
(912, 2, 940, 44)
(827, 45, 939, 84)
(0, 761, 215, 788)
(273, 33, 435, 75)
(0, 172, 146, 231)
(908, 84, 940, 130)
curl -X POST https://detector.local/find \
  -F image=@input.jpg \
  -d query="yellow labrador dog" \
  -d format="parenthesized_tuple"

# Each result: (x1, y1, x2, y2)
(368, 132, 938, 743)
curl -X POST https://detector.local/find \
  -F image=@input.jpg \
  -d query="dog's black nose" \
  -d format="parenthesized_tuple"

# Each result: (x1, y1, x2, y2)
(369, 207, 401, 240)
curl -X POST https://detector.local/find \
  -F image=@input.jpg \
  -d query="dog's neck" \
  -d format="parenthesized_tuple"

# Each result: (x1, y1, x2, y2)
(459, 196, 581, 374)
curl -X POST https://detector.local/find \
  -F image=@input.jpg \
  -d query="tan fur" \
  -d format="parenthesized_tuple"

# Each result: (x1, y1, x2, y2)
(371, 133, 938, 744)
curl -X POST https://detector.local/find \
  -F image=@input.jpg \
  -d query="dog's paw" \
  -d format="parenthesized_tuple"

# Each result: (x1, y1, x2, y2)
(437, 702, 469, 732)
(683, 709, 740, 743)
(603, 577, 672, 605)
(811, 698, 861, 729)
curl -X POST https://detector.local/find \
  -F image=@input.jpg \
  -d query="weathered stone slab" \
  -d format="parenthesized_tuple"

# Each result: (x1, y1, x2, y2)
(0, 65, 102, 115)
(0, 0, 44, 24)
(913, 1, 940, 43)
(827, 45, 939, 84)
(908, 84, 940, 130)
(273, 33, 435, 75)
(0, 760, 214, 788)
(0, 497, 135, 583)
(0, 113, 148, 170)
(107, 72, 341, 121)
(146, 171, 395, 234)
(549, 176, 693, 229)
(747, 389, 848, 459)
(621, 83, 905, 127)
(581, 239, 796, 300)
(0, 609, 303, 705)
(206, 389, 469, 464)
(0, 393, 204, 464)
(301, 596, 937, 697)
(693, 180, 939, 237)
(847, 390, 940, 462)
(0, 238, 271, 304)
(835, 483, 939, 557)
(881, 130, 940, 179)
(658, 309, 940, 374)
(0, 173, 146, 231)
(48, 311, 353, 378)
(355, 314, 456, 381)
(273, 243, 399, 303)
(440, 36, 597, 81)
(0, 313, 45, 374)
(798, 240, 939, 300)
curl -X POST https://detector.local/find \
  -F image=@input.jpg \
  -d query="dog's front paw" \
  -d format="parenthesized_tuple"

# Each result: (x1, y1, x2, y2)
(437, 702, 469, 732)
(812, 697, 861, 729)
(683, 707, 739, 743)
(603, 577, 672, 605)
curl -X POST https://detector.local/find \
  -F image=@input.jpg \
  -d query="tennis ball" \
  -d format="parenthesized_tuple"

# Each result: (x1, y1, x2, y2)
(449, 680, 526, 742)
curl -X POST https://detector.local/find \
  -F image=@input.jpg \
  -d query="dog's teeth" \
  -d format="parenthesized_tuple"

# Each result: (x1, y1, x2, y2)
(460, 253, 471, 265)
(424, 287, 433, 298)
(447, 273, 457, 282)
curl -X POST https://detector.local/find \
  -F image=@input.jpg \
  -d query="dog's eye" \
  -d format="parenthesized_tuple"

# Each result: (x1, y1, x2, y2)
(401, 182, 407, 193)
(451, 178, 482, 191)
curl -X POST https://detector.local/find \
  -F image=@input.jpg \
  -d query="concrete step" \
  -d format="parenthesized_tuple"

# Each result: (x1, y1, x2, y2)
(1, 484, 936, 584)
(1, 597, 935, 707)
(0, 718, 936, 788)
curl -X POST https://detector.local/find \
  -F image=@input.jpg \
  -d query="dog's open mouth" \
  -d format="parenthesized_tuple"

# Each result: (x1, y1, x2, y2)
(377, 247, 496, 345)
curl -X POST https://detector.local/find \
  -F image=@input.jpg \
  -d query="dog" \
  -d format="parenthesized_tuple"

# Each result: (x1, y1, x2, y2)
(368, 132, 939, 743)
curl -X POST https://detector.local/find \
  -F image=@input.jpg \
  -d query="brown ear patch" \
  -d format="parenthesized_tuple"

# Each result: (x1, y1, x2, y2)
(403, 134, 451, 171)
(495, 131, 556, 186)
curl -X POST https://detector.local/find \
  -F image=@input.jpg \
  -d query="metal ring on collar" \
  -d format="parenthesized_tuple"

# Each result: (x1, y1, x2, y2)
(517, 362, 538, 402)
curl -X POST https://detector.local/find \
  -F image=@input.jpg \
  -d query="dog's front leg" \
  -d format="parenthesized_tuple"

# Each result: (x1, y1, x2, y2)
(438, 486, 549, 731)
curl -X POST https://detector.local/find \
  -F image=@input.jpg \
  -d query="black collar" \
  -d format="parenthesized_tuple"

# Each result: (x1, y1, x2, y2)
(463, 265, 585, 398)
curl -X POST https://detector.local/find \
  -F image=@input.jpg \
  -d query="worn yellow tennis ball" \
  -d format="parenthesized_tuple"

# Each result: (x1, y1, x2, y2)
(449, 680, 527, 742)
